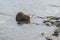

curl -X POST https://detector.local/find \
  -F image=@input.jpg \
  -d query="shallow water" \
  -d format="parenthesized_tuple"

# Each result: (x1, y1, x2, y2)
(0, 0, 60, 40)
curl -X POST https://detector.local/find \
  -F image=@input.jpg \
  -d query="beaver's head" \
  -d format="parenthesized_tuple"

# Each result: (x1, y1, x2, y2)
(16, 12, 30, 24)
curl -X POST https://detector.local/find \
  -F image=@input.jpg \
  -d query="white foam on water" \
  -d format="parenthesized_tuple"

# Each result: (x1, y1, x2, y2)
(0, 20, 6, 23)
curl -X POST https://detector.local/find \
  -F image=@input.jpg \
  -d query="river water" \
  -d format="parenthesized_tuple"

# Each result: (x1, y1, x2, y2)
(0, 0, 60, 40)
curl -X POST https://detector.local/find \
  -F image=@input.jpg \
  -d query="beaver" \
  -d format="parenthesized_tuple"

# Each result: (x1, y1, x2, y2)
(16, 12, 30, 24)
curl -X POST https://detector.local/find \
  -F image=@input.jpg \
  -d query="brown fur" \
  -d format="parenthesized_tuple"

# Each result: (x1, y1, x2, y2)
(16, 12, 30, 24)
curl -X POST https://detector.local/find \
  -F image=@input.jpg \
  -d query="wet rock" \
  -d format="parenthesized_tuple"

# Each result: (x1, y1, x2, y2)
(37, 16, 44, 19)
(46, 36, 60, 40)
(43, 20, 60, 27)
(46, 37, 52, 40)
(43, 20, 50, 26)
(47, 16, 60, 20)
(16, 12, 30, 24)
(54, 21, 60, 27)
(55, 28, 60, 33)
(52, 31, 59, 37)
(43, 20, 54, 26)
(40, 33, 45, 37)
